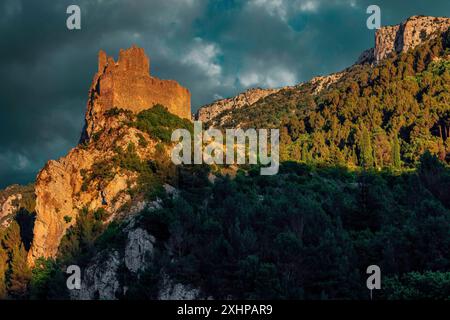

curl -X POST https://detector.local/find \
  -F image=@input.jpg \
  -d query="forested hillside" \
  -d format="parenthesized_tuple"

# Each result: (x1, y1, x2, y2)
(218, 28, 450, 169)
(17, 153, 450, 300)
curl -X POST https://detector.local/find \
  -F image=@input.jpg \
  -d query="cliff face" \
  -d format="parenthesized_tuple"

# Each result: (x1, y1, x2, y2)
(0, 189, 22, 224)
(310, 72, 344, 95)
(195, 88, 281, 125)
(29, 113, 156, 263)
(71, 216, 202, 300)
(0, 184, 35, 228)
(357, 15, 450, 64)
(28, 46, 188, 264)
(83, 46, 191, 140)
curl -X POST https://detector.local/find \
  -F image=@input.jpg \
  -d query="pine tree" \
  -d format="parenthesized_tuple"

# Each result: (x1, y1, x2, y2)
(8, 242, 31, 298)
(351, 147, 359, 166)
(392, 134, 401, 169)
(360, 127, 373, 169)
(301, 143, 310, 163)
(280, 126, 292, 161)
(3, 222, 31, 299)
(0, 246, 7, 299)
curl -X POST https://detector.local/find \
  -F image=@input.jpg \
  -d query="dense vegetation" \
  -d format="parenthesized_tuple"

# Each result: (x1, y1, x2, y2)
(134, 104, 193, 143)
(124, 153, 450, 299)
(26, 153, 450, 300)
(83, 105, 191, 197)
(0, 184, 35, 299)
(219, 29, 450, 169)
(4, 144, 450, 300)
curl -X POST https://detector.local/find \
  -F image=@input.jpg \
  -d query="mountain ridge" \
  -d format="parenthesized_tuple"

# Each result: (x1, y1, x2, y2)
(357, 15, 450, 64)
(197, 15, 450, 127)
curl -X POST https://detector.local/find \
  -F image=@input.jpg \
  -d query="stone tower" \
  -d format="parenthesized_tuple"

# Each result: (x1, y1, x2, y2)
(82, 46, 191, 140)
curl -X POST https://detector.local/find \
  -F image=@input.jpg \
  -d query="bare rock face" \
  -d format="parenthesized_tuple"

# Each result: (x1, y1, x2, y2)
(357, 15, 450, 64)
(72, 250, 122, 300)
(0, 193, 21, 221)
(74, 225, 155, 300)
(124, 228, 155, 273)
(70, 219, 155, 299)
(195, 88, 280, 125)
(83, 46, 191, 140)
(28, 111, 159, 264)
(0, 192, 22, 228)
(310, 72, 344, 95)
(0, 184, 35, 228)
(373, 24, 401, 63)
(31, 158, 78, 261)
(71, 224, 202, 300)
(158, 276, 201, 300)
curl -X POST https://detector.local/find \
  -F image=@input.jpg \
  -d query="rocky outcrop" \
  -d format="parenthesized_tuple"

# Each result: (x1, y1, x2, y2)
(0, 193, 21, 221)
(310, 72, 344, 95)
(28, 47, 184, 265)
(124, 228, 155, 273)
(0, 184, 35, 228)
(373, 24, 401, 63)
(28, 111, 159, 264)
(83, 46, 191, 141)
(158, 276, 201, 300)
(71, 218, 155, 299)
(71, 217, 203, 300)
(195, 88, 280, 125)
(0, 192, 22, 228)
(357, 15, 450, 64)
(73, 250, 122, 300)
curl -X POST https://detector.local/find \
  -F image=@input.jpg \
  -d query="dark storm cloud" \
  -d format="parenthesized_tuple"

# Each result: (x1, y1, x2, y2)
(0, 0, 449, 188)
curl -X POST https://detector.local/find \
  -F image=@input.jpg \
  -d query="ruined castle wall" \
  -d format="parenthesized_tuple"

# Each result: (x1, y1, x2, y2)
(84, 46, 191, 139)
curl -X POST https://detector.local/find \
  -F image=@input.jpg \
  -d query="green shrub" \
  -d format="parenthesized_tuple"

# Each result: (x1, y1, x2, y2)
(113, 143, 145, 172)
(133, 104, 192, 143)
(137, 133, 148, 148)
(104, 107, 133, 118)
(91, 129, 104, 142)
(93, 208, 110, 221)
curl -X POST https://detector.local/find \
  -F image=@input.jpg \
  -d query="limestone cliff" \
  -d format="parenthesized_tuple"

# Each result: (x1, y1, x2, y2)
(309, 72, 344, 95)
(28, 46, 190, 265)
(71, 214, 202, 300)
(29, 112, 157, 264)
(194, 76, 342, 127)
(199, 16, 450, 130)
(357, 15, 450, 64)
(0, 184, 35, 228)
(195, 88, 282, 126)
(0, 189, 22, 223)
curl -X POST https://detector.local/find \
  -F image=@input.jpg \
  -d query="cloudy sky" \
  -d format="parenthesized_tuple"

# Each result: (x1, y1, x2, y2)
(0, 0, 449, 188)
